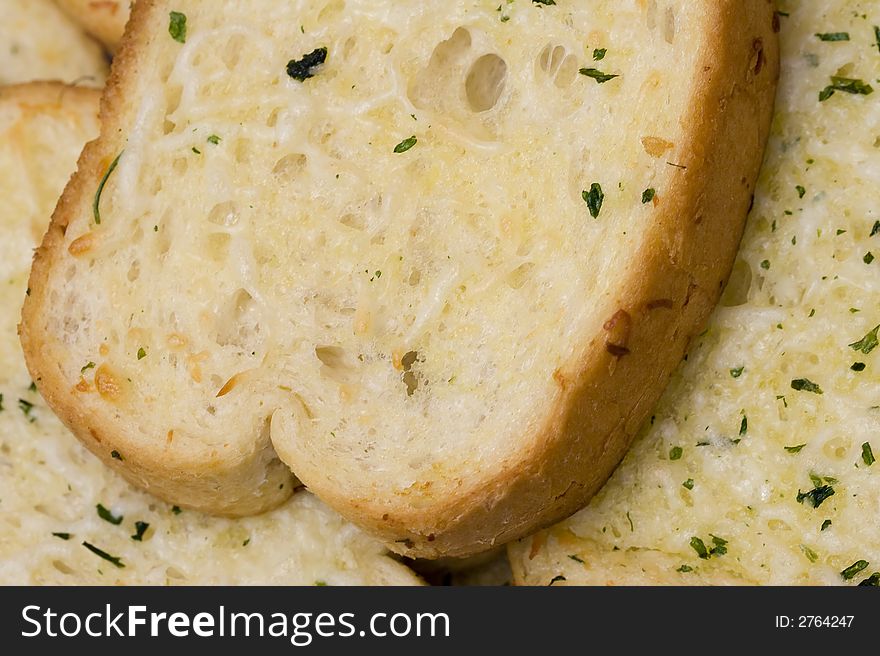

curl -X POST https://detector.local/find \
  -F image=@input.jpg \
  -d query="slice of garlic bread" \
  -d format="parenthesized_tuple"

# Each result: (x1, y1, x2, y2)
(0, 82, 422, 586)
(509, 0, 880, 586)
(55, 0, 131, 53)
(21, 0, 778, 557)
(0, 0, 108, 86)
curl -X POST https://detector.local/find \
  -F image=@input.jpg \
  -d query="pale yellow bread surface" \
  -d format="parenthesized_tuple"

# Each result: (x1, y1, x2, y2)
(21, 0, 778, 557)
(510, 0, 880, 586)
(55, 0, 131, 52)
(0, 82, 422, 586)
(0, 0, 108, 86)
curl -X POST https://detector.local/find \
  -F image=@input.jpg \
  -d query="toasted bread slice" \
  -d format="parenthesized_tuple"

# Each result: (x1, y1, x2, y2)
(510, 1, 880, 586)
(54, 0, 130, 53)
(21, 0, 778, 557)
(0, 82, 422, 586)
(0, 0, 108, 86)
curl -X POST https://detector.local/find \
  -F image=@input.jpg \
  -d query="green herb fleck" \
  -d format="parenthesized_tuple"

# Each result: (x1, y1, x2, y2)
(568, 555, 584, 564)
(760, 260, 771, 270)
(841, 560, 869, 581)
(593, 48, 607, 61)
(111, 450, 123, 461)
(785, 444, 806, 454)
(549, 575, 567, 585)
(287, 47, 329, 82)
(171, 505, 182, 515)
(137, 347, 147, 360)
(96, 504, 123, 525)
(207, 135, 221, 145)
(669, 446, 683, 461)
(862, 442, 875, 467)
(131, 521, 150, 542)
(394, 136, 418, 154)
(677, 565, 693, 573)
(849, 325, 879, 354)
(642, 188, 656, 204)
(582, 183, 604, 218)
(683, 479, 695, 490)
(739, 416, 748, 436)
(93, 152, 122, 225)
(791, 378, 823, 394)
(865, 252, 875, 265)
(859, 573, 880, 586)
(169, 11, 187, 43)
(690, 535, 728, 560)
(852, 362, 866, 372)
(821, 519, 832, 531)
(52, 532, 71, 540)
(579, 67, 619, 83)
(815, 32, 850, 41)
(800, 545, 819, 562)
(871, 221, 880, 238)
(532, 0, 556, 5)
(797, 485, 835, 508)
(18, 398, 35, 421)
(82, 542, 124, 568)
(819, 76, 874, 102)
(796, 185, 806, 198)
(730, 367, 744, 378)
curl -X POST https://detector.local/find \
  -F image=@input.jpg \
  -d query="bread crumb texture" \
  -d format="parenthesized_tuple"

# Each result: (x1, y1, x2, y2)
(510, 0, 880, 586)
(0, 84, 421, 586)
(0, 0, 108, 86)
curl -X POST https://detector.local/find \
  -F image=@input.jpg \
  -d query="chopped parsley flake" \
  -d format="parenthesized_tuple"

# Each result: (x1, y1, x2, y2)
(730, 367, 744, 378)
(791, 378, 823, 394)
(137, 347, 147, 360)
(642, 188, 656, 204)
(549, 575, 567, 585)
(96, 504, 123, 525)
(568, 555, 584, 564)
(796, 484, 835, 508)
(593, 48, 607, 61)
(821, 519, 832, 531)
(852, 362, 866, 372)
(583, 183, 604, 218)
(111, 450, 124, 461)
(393, 136, 418, 154)
(579, 67, 619, 83)
(862, 442, 875, 467)
(796, 185, 806, 198)
(287, 47, 329, 82)
(784, 444, 806, 454)
(739, 416, 748, 436)
(819, 76, 874, 102)
(171, 505, 182, 515)
(871, 221, 880, 238)
(131, 521, 150, 542)
(841, 560, 869, 581)
(677, 565, 693, 573)
(690, 535, 727, 560)
(815, 32, 850, 41)
(859, 572, 880, 586)
(207, 135, 221, 145)
(93, 152, 122, 225)
(52, 532, 71, 541)
(532, 0, 556, 5)
(669, 446, 683, 461)
(18, 398, 35, 421)
(865, 252, 876, 265)
(849, 325, 879, 354)
(82, 542, 124, 568)
(683, 479, 695, 490)
(169, 11, 187, 44)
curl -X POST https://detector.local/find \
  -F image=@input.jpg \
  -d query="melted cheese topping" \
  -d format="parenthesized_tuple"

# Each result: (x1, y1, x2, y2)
(0, 87, 421, 586)
(511, 0, 880, 586)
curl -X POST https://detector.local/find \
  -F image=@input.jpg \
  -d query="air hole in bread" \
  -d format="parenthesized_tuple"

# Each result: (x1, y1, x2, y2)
(401, 350, 422, 396)
(207, 233, 231, 262)
(166, 567, 186, 580)
(221, 34, 247, 70)
(273, 153, 308, 178)
(466, 54, 507, 112)
(318, 0, 346, 23)
(408, 270, 421, 286)
(172, 157, 188, 177)
(822, 437, 850, 461)
(646, 0, 658, 30)
(216, 289, 261, 349)
(52, 561, 74, 576)
(316, 346, 355, 383)
(266, 108, 280, 128)
(127, 259, 141, 282)
(207, 202, 239, 227)
(664, 8, 677, 44)
(507, 262, 535, 290)
(721, 259, 752, 307)
(339, 213, 364, 231)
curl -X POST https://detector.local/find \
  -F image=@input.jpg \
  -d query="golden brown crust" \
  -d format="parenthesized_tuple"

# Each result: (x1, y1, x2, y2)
(20, 1, 296, 517)
(316, 0, 780, 558)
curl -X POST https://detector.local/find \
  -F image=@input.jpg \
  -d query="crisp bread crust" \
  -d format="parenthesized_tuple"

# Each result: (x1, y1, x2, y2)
(20, 0, 779, 555)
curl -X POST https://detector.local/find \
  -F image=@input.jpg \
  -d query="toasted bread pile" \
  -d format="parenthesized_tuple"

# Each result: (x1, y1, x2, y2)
(511, 0, 880, 586)
(17, 0, 869, 587)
